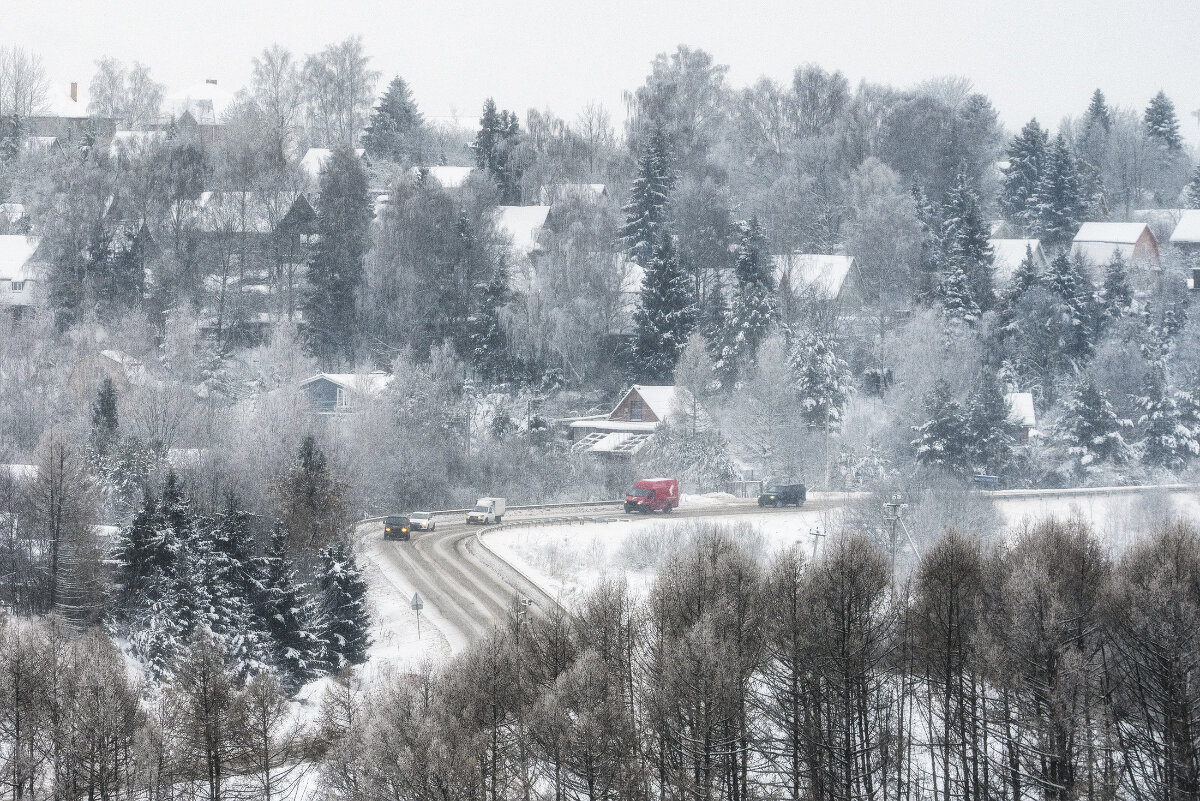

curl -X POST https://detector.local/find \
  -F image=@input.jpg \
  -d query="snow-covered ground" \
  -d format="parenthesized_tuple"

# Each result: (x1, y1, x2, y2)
(992, 489, 1200, 551)
(483, 506, 843, 607)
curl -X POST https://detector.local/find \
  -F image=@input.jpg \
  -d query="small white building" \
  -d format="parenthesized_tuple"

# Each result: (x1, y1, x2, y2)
(299, 372, 392, 415)
(1070, 222, 1159, 267)
(1169, 209, 1200, 253)
(989, 239, 1048, 286)
(0, 235, 43, 319)
(1005, 391, 1037, 444)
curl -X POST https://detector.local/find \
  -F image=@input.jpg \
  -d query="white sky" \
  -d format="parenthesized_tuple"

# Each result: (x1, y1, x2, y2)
(7, 0, 1200, 144)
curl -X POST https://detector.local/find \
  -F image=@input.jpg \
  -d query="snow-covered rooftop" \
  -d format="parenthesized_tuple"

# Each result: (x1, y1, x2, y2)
(569, 419, 660, 433)
(495, 205, 551, 255)
(618, 385, 693, 422)
(300, 148, 367, 182)
(772, 254, 856, 300)
(301, 372, 393, 395)
(1073, 222, 1151, 245)
(419, 165, 473, 188)
(41, 83, 89, 119)
(168, 81, 236, 126)
(989, 239, 1045, 284)
(1005, 392, 1036, 428)
(0, 235, 41, 281)
(1170, 210, 1200, 244)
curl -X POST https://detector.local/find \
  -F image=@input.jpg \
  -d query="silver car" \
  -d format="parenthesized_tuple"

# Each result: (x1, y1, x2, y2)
(409, 511, 436, 532)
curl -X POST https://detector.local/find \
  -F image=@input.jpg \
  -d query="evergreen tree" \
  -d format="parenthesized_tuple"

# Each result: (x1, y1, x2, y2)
(362, 75, 423, 163)
(790, 328, 853, 430)
(316, 542, 371, 670)
(1136, 363, 1198, 470)
(1184, 164, 1200, 210)
(632, 232, 696, 382)
(276, 435, 348, 553)
(303, 147, 373, 367)
(913, 379, 969, 473)
(1044, 252, 1096, 363)
(620, 126, 675, 268)
(1144, 90, 1183, 151)
(999, 118, 1049, 230)
(936, 261, 981, 324)
(1054, 376, 1133, 476)
(940, 166, 994, 311)
(1085, 89, 1111, 134)
(91, 377, 119, 456)
(699, 276, 728, 365)
(1098, 251, 1133, 323)
(252, 525, 326, 691)
(716, 218, 775, 383)
(472, 98, 522, 203)
(114, 488, 163, 609)
(0, 115, 24, 162)
(465, 253, 512, 381)
(964, 369, 1015, 475)
(1031, 134, 1087, 248)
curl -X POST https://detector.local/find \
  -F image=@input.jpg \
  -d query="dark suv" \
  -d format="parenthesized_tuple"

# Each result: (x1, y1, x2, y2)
(758, 484, 806, 507)
(383, 515, 411, 540)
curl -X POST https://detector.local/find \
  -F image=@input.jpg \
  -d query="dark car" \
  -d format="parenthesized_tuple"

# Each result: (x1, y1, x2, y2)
(383, 515, 411, 540)
(758, 483, 806, 507)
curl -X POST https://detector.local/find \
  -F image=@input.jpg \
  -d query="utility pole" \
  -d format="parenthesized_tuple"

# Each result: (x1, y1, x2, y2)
(809, 527, 825, 561)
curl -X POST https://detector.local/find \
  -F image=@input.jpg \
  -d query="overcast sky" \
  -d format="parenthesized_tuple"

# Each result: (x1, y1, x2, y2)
(7, 0, 1200, 143)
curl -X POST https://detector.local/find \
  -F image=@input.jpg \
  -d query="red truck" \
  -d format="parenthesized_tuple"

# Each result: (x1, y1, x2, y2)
(624, 478, 679, 514)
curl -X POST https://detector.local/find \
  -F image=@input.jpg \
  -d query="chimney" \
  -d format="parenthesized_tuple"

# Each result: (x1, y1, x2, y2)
(70, 82, 77, 102)
(205, 79, 217, 85)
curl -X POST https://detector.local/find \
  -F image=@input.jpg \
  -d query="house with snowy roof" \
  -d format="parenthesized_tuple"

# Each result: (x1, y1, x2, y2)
(1169, 210, 1200, 254)
(167, 79, 235, 144)
(0, 235, 44, 320)
(27, 82, 116, 142)
(568, 385, 696, 457)
(413, 165, 474, 189)
(989, 239, 1048, 286)
(771, 253, 861, 305)
(1070, 222, 1159, 268)
(299, 372, 393, 415)
(300, 147, 368, 185)
(495, 205, 552, 290)
(1005, 391, 1037, 444)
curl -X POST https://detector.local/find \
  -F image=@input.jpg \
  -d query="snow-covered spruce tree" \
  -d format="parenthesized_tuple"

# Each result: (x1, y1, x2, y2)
(114, 487, 163, 610)
(964, 369, 1016, 476)
(465, 251, 512, 382)
(936, 261, 981, 324)
(1054, 376, 1133, 477)
(0, 115, 23, 162)
(1136, 362, 1198, 471)
(1044, 252, 1097, 364)
(303, 146, 373, 368)
(316, 542, 371, 670)
(620, 125, 675, 269)
(363, 75, 423, 163)
(913, 379, 969, 474)
(1144, 90, 1183, 152)
(699, 275, 728, 366)
(790, 327, 852, 430)
(1185, 164, 1200, 210)
(999, 118, 1049, 230)
(252, 524, 326, 691)
(90, 377, 119, 456)
(205, 504, 272, 680)
(940, 166, 994, 311)
(632, 232, 696, 382)
(716, 218, 775, 385)
(1098, 251, 1133, 323)
(1031, 134, 1087, 248)
(275, 435, 348, 553)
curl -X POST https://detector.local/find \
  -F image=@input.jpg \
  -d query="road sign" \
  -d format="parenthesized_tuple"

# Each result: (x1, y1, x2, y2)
(411, 592, 423, 611)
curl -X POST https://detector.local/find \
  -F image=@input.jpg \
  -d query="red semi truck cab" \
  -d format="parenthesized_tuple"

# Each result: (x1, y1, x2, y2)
(624, 478, 679, 513)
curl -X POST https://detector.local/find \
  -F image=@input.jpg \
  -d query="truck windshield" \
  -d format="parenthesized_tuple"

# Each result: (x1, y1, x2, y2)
(474, 504, 489, 512)
(628, 488, 653, 498)
(764, 487, 782, 494)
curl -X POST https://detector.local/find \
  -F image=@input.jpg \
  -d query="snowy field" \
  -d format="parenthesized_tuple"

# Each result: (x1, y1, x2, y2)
(993, 488, 1200, 551)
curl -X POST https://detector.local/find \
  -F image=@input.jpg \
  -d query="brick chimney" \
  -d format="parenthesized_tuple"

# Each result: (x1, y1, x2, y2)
(205, 79, 217, 85)
(70, 82, 77, 102)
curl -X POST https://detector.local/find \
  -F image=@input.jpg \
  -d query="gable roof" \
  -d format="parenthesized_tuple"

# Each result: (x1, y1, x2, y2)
(614, 385, 691, 421)
(184, 191, 311, 234)
(301, 148, 367, 182)
(988, 239, 1046, 284)
(1073, 222, 1151, 245)
(495, 205, 551, 255)
(1170, 210, 1200, 244)
(300, 372, 393, 395)
(772, 254, 856, 300)
(0, 236, 41, 281)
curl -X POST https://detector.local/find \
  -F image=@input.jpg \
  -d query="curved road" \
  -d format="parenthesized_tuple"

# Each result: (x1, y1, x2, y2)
(364, 496, 849, 647)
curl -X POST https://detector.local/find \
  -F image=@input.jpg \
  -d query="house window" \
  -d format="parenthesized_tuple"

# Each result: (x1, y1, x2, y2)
(630, 399, 643, 422)
(10, 281, 24, 292)
(336, 388, 349, 409)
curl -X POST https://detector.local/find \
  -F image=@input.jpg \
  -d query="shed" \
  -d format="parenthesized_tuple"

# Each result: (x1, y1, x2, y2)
(299, 372, 392, 414)
(989, 239, 1048, 285)
(0, 235, 43, 316)
(568, 385, 696, 457)
(1070, 222, 1159, 266)
(1005, 391, 1037, 444)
